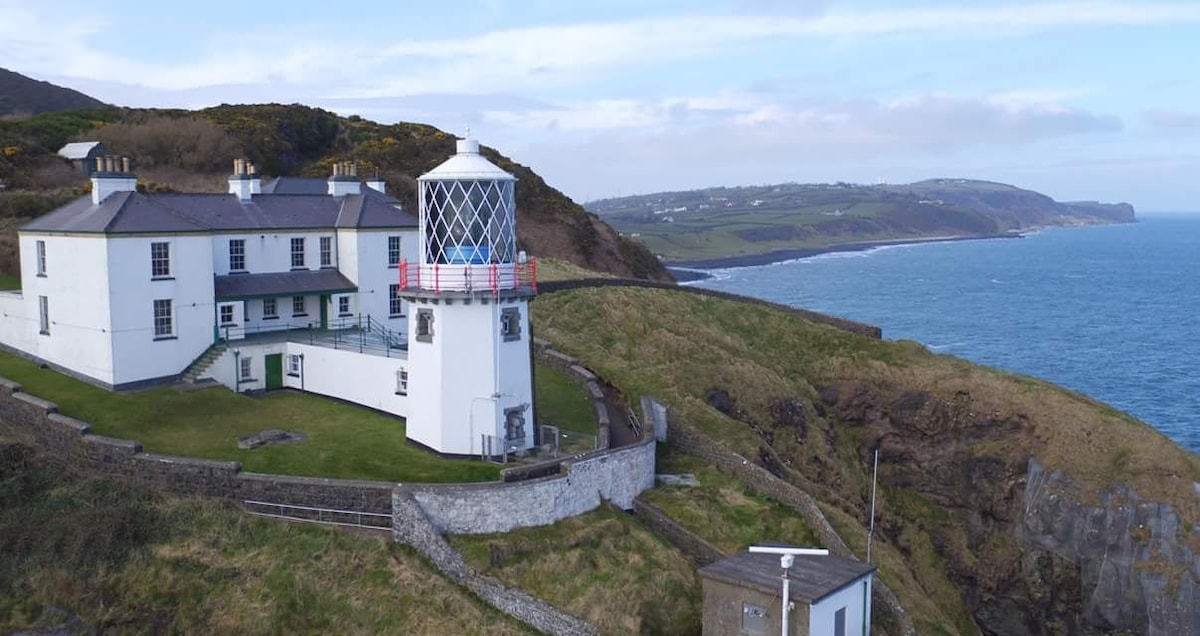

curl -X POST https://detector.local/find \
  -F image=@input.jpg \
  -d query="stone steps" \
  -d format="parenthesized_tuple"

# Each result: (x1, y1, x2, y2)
(181, 344, 227, 383)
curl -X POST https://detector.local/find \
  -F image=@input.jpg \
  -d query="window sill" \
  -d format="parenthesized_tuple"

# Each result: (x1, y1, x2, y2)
(395, 391, 407, 396)
(36, 273, 46, 278)
(290, 266, 307, 271)
(151, 276, 175, 281)
(220, 323, 239, 328)
(38, 330, 49, 336)
(338, 313, 353, 318)
(287, 372, 300, 378)
(292, 313, 309, 318)
(239, 378, 257, 383)
(320, 264, 335, 270)
(387, 264, 399, 269)
(262, 316, 279, 321)
(229, 270, 248, 275)
(153, 336, 177, 341)
(389, 314, 405, 319)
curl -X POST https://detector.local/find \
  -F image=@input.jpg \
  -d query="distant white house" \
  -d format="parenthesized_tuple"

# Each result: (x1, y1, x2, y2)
(0, 140, 537, 457)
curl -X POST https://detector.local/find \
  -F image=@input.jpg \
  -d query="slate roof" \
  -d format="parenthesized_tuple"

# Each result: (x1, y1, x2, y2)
(698, 550, 875, 604)
(57, 141, 105, 160)
(262, 176, 399, 203)
(214, 270, 357, 300)
(22, 190, 417, 234)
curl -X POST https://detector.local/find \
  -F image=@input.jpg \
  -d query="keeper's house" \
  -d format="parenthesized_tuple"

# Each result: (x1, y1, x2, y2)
(0, 139, 539, 458)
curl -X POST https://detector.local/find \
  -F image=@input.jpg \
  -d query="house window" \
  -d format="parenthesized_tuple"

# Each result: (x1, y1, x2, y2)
(320, 236, 332, 267)
(388, 236, 401, 266)
(292, 295, 306, 316)
(229, 239, 245, 271)
(834, 607, 846, 636)
(291, 237, 305, 268)
(239, 356, 253, 381)
(741, 603, 767, 635)
(500, 307, 521, 342)
(338, 295, 351, 316)
(415, 308, 434, 343)
(262, 297, 277, 319)
(504, 406, 526, 442)
(36, 240, 46, 276)
(150, 241, 171, 278)
(388, 284, 403, 316)
(395, 369, 408, 395)
(219, 304, 235, 325)
(38, 295, 49, 335)
(153, 299, 173, 338)
(287, 354, 301, 377)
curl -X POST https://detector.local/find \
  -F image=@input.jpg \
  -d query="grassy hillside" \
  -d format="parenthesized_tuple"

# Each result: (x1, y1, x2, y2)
(530, 286, 1200, 634)
(0, 441, 530, 635)
(589, 180, 1134, 264)
(0, 105, 670, 281)
(0, 68, 107, 117)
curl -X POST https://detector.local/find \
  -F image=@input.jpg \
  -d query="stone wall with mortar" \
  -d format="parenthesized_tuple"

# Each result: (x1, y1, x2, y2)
(632, 497, 726, 566)
(0, 379, 396, 514)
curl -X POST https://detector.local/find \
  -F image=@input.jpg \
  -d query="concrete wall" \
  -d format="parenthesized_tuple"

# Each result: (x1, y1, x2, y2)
(701, 577, 811, 636)
(286, 342, 408, 416)
(810, 575, 872, 636)
(401, 428, 656, 535)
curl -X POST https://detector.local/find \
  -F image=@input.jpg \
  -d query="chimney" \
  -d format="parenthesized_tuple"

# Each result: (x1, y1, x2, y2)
(91, 155, 137, 205)
(366, 173, 386, 195)
(327, 160, 361, 197)
(228, 158, 261, 202)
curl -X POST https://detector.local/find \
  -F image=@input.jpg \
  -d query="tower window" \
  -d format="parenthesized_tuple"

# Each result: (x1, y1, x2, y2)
(504, 406, 526, 442)
(415, 308, 434, 343)
(500, 307, 521, 342)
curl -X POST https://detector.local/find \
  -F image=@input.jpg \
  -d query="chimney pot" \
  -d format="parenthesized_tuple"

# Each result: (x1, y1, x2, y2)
(248, 163, 257, 175)
(121, 157, 130, 173)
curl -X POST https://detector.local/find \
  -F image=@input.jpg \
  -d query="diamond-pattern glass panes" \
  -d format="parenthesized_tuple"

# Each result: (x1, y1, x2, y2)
(421, 179, 515, 265)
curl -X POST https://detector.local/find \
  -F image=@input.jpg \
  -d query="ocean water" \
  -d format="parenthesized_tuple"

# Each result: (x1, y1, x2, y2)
(691, 216, 1200, 452)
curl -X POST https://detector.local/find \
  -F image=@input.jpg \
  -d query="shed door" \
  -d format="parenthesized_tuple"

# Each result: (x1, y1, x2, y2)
(265, 354, 283, 390)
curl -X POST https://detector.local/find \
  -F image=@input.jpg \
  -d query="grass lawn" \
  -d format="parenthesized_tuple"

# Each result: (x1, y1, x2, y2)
(533, 360, 596, 436)
(0, 273, 20, 290)
(0, 350, 499, 483)
(450, 506, 700, 635)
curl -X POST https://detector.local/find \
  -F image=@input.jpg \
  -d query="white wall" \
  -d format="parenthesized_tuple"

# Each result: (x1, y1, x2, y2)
(107, 235, 214, 385)
(10, 234, 115, 384)
(285, 343, 408, 416)
(211, 230, 337, 275)
(809, 574, 872, 636)
(206, 341, 288, 393)
(350, 229, 415, 329)
(406, 297, 533, 455)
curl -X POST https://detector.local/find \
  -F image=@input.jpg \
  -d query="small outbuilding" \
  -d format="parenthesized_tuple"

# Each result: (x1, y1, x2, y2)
(698, 549, 875, 636)
(56, 141, 109, 174)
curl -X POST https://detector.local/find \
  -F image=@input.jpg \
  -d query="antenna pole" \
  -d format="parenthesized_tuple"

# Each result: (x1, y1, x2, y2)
(867, 447, 879, 563)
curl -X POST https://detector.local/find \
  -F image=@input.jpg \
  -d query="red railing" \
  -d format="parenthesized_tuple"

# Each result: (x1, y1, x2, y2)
(399, 259, 537, 294)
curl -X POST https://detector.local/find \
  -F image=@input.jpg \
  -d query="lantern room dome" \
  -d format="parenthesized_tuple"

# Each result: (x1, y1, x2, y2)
(419, 137, 516, 182)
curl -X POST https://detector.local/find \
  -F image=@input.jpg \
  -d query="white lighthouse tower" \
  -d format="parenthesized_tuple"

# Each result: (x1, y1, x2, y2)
(400, 137, 536, 457)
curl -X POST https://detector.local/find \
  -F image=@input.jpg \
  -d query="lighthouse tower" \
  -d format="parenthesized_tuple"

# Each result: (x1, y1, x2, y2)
(400, 137, 536, 457)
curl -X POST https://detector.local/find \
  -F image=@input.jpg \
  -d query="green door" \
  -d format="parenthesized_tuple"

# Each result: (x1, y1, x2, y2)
(319, 294, 329, 329)
(265, 354, 283, 390)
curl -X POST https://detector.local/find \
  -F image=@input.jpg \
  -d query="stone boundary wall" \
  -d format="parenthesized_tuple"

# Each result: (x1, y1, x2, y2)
(393, 490, 599, 636)
(0, 379, 395, 514)
(664, 410, 917, 636)
(402, 426, 657, 535)
(532, 339, 612, 450)
(632, 497, 725, 567)
(539, 278, 882, 339)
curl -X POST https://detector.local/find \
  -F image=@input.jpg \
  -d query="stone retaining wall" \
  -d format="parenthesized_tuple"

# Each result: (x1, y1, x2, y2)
(531, 338, 613, 452)
(539, 278, 882, 339)
(632, 498, 726, 566)
(0, 379, 396, 514)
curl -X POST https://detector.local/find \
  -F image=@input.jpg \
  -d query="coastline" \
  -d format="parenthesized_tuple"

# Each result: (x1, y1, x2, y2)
(666, 233, 1022, 280)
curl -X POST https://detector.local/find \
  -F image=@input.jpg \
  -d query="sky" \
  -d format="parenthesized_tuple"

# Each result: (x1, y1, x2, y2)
(2, 0, 1199, 210)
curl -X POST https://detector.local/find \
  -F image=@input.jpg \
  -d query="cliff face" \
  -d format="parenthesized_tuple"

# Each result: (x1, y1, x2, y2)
(820, 378, 1200, 635)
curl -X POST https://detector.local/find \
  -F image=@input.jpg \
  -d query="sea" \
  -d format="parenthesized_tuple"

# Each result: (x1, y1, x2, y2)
(690, 215, 1200, 453)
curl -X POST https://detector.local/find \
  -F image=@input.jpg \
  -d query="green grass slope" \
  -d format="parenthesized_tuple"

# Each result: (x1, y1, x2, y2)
(531, 286, 1200, 634)
(0, 441, 530, 635)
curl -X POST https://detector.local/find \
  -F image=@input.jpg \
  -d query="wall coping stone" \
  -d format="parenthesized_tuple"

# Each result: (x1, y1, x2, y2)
(543, 349, 577, 366)
(0, 376, 22, 393)
(239, 471, 396, 490)
(13, 391, 58, 413)
(80, 434, 142, 454)
(47, 413, 91, 435)
(135, 453, 242, 471)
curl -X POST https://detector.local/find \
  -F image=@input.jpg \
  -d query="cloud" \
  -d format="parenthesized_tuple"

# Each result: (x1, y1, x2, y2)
(5, 1, 1200, 98)
(1143, 109, 1200, 131)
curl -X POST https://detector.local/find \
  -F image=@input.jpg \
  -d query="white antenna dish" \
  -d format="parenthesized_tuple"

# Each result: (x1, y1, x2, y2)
(748, 546, 830, 636)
